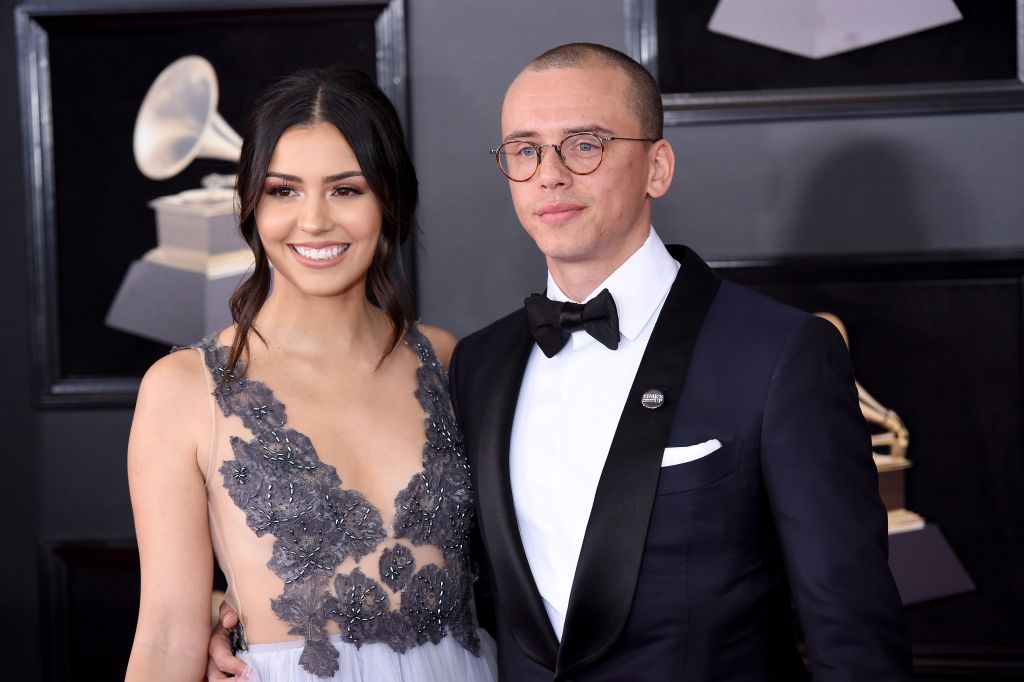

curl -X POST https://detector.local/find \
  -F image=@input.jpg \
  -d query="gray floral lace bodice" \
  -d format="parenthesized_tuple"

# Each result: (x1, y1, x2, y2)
(187, 326, 479, 678)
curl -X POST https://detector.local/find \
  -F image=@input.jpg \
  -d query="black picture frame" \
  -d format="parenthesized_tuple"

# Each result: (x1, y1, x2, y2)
(15, 0, 409, 407)
(624, 0, 1024, 124)
(39, 538, 230, 681)
(712, 251, 1024, 677)
(39, 539, 141, 681)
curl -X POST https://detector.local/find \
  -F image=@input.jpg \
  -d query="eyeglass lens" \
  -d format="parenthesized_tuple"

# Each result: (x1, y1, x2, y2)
(497, 133, 604, 181)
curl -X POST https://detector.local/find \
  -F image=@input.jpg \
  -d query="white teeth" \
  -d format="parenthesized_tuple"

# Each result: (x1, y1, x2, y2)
(292, 244, 348, 260)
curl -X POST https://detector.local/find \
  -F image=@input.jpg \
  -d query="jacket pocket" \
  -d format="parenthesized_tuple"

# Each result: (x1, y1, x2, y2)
(655, 438, 741, 495)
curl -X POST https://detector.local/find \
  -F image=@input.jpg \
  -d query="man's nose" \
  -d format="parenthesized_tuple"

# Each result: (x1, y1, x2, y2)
(535, 144, 572, 188)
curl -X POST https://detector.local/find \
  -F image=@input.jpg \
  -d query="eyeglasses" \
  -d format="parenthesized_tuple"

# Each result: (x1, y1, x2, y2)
(490, 132, 658, 182)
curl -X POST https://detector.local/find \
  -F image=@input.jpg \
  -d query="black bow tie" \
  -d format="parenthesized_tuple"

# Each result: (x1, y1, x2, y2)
(524, 288, 620, 358)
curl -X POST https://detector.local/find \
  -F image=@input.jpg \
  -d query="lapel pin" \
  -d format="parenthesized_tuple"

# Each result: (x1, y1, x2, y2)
(641, 389, 665, 410)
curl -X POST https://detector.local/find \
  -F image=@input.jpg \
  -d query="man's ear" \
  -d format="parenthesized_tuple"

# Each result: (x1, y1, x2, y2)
(646, 139, 675, 199)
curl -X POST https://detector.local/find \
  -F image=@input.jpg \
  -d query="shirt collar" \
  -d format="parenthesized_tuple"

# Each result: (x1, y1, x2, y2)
(545, 227, 680, 345)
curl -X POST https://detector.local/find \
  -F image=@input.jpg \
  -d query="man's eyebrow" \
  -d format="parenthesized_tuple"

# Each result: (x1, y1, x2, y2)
(565, 125, 613, 136)
(502, 125, 615, 142)
(503, 129, 537, 142)
(266, 171, 363, 182)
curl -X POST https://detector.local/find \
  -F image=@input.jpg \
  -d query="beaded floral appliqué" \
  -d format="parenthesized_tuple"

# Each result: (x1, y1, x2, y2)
(189, 327, 479, 677)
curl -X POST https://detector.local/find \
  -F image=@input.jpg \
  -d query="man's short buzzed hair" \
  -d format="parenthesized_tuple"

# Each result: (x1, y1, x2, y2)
(527, 42, 663, 139)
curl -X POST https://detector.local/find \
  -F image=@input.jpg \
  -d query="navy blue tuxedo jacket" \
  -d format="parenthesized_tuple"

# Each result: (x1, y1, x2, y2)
(449, 246, 911, 681)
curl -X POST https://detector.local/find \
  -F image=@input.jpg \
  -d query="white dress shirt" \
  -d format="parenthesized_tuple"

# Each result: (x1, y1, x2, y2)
(509, 228, 680, 640)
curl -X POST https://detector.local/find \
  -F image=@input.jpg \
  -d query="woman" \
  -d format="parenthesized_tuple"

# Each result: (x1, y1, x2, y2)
(125, 66, 497, 681)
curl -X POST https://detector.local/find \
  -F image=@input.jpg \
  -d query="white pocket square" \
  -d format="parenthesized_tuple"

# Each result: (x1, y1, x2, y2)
(662, 439, 722, 467)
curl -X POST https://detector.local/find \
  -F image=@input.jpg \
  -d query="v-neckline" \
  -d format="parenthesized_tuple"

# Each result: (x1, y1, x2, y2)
(207, 326, 437, 519)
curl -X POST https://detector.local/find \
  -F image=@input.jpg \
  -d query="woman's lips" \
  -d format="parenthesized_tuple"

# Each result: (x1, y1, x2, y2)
(288, 243, 350, 268)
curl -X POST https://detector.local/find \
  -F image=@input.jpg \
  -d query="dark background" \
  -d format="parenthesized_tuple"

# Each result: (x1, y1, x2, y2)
(44, 8, 376, 380)
(3, 0, 1023, 679)
(657, 0, 1018, 93)
(725, 259, 1024, 658)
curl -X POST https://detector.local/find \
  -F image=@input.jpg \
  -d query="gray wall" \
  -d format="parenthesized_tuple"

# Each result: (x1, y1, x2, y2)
(1, 1, 1022, 679)
(657, 112, 1024, 260)
(409, 0, 1024, 337)
(409, 0, 627, 336)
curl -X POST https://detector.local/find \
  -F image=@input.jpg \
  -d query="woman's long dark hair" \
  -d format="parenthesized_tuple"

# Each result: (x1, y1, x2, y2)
(226, 65, 417, 374)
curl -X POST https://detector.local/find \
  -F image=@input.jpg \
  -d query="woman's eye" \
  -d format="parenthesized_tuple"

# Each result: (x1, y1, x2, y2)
(332, 186, 363, 197)
(266, 184, 296, 197)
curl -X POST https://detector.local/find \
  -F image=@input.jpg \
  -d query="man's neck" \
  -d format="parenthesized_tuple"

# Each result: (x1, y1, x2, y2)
(548, 267, 608, 303)
(547, 229, 650, 302)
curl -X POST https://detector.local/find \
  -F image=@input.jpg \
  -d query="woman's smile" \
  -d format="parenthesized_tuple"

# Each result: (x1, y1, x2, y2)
(289, 242, 351, 267)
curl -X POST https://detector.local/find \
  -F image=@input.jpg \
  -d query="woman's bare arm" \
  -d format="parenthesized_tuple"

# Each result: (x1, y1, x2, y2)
(125, 351, 215, 682)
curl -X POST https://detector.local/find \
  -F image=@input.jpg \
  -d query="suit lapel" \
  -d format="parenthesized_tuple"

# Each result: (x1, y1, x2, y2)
(556, 246, 722, 678)
(473, 311, 560, 669)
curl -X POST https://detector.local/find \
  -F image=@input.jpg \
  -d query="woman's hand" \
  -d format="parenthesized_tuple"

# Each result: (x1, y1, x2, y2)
(207, 602, 249, 680)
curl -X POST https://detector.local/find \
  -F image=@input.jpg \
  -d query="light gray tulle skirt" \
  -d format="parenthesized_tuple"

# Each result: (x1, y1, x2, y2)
(236, 628, 497, 682)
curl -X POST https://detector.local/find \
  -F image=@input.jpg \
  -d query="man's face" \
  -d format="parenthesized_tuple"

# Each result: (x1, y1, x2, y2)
(500, 65, 663, 274)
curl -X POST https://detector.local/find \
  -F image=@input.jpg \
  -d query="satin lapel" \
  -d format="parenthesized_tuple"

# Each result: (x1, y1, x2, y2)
(555, 246, 722, 678)
(473, 311, 560, 669)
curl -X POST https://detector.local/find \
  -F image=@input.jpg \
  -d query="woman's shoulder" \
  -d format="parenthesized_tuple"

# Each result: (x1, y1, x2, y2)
(415, 323, 458, 370)
(137, 325, 240, 412)
(159, 327, 239, 376)
(129, 346, 214, 466)
(138, 346, 211, 410)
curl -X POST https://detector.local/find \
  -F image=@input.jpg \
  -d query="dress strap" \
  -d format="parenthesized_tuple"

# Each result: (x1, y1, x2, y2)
(170, 335, 223, 484)
(172, 337, 249, 632)
(404, 324, 445, 376)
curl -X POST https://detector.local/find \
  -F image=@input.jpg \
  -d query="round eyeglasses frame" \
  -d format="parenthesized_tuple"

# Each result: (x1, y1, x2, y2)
(489, 132, 658, 182)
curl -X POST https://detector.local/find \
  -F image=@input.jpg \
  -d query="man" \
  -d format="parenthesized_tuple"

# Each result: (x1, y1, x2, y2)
(448, 43, 909, 680)
(210, 43, 910, 680)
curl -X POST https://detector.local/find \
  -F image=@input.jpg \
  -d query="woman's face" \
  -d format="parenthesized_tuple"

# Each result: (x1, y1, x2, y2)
(256, 121, 383, 299)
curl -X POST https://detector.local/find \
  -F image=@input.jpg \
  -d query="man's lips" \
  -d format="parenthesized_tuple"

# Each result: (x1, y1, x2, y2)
(536, 203, 585, 224)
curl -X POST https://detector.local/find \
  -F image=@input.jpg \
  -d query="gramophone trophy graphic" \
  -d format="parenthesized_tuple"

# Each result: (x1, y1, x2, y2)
(707, 0, 962, 59)
(105, 55, 253, 346)
(815, 312, 974, 604)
